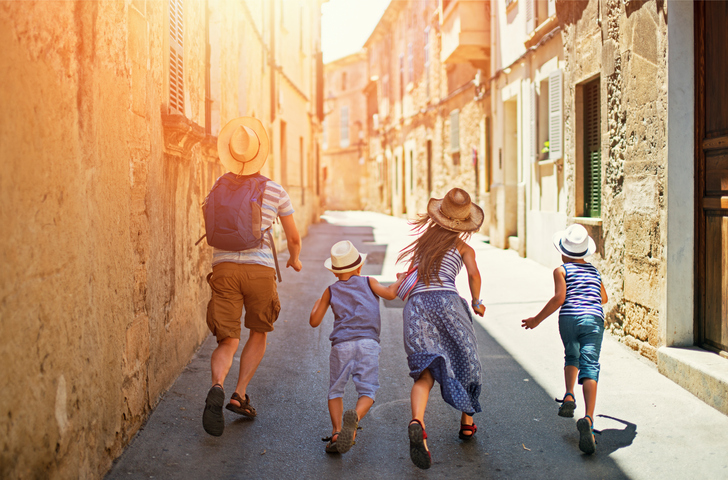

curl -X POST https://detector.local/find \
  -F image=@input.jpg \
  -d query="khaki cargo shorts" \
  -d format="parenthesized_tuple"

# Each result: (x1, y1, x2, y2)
(206, 263, 281, 341)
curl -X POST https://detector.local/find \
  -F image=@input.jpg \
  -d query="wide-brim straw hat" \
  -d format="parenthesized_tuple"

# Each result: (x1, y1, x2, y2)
(324, 240, 367, 274)
(552, 224, 596, 259)
(217, 117, 270, 175)
(427, 188, 484, 232)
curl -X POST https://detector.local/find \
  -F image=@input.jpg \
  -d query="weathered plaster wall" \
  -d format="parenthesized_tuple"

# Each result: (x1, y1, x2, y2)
(558, 0, 668, 361)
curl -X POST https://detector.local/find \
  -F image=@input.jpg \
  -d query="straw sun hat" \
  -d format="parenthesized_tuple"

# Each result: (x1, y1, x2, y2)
(427, 188, 484, 233)
(217, 117, 270, 175)
(324, 240, 367, 274)
(552, 224, 597, 259)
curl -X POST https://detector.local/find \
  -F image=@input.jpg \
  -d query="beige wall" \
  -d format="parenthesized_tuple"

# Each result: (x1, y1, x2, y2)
(558, 0, 668, 361)
(0, 1, 323, 478)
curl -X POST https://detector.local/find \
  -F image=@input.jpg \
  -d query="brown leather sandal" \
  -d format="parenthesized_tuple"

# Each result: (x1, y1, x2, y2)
(225, 392, 257, 418)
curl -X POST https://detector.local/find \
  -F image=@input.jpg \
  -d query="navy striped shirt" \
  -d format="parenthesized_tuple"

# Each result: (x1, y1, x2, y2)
(410, 247, 463, 296)
(212, 180, 294, 268)
(559, 262, 604, 319)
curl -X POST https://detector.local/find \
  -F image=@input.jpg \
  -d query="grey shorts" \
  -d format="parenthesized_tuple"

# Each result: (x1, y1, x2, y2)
(328, 338, 381, 400)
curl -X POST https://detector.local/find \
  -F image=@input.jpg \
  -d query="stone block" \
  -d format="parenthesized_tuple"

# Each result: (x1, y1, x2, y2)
(624, 174, 658, 215)
(630, 9, 658, 65)
(624, 213, 654, 258)
(624, 255, 661, 311)
(602, 39, 617, 77)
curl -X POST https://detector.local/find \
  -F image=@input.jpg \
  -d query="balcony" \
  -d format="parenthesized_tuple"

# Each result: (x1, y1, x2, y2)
(440, 0, 491, 68)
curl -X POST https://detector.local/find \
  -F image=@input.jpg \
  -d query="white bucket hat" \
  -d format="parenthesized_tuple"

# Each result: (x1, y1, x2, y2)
(324, 240, 367, 274)
(552, 224, 596, 259)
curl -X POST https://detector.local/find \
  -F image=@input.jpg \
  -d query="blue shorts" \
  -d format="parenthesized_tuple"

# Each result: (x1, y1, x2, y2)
(558, 314, 605, 383)
(328, 338, 380, 400)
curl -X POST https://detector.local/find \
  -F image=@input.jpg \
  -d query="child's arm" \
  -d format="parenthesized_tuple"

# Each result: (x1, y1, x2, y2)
(368, 274, 405, 301)
(521, 266, 566, 329)
(309, 288, 332, 327)
(600, 281, 608, 304)
(460, 242, 485, 317)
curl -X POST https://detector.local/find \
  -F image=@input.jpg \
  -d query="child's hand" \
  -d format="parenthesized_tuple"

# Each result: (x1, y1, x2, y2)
(521, 317, 540, 329)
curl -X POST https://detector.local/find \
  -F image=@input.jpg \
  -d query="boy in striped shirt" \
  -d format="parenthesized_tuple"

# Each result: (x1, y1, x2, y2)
(521, 224, 608, 455)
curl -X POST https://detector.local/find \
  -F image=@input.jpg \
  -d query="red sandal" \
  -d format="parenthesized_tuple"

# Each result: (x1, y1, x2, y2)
(408, 419, 431, 469)
(458, 422, 478, 440)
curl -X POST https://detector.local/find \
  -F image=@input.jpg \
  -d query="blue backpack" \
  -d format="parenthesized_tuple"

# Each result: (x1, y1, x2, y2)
(197, 173, 282, 281)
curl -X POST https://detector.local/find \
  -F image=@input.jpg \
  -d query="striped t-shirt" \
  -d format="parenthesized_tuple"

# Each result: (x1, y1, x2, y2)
(409, 247, 463, 296)
(559, 262, 604, 319)
(211, 179, 294, 269)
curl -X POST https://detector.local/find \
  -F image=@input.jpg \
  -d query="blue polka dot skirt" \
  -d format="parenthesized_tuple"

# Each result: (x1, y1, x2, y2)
(403, 290, 482, 415)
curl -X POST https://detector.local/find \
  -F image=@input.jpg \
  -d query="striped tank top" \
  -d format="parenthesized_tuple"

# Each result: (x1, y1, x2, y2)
(409, 247, 463, 296)
(559, 262, 604, 320)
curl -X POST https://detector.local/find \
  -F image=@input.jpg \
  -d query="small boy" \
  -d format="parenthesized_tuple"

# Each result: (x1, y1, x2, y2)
(521, 224, 608, 455)
(310, 240, 403, 454)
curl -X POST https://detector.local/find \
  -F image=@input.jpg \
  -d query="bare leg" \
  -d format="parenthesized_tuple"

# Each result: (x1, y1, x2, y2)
(410, 369, 435, 450)
(349, 395, 375, 441)
(230, 330, 267, 405)
(564, 365, 578, 398)
(460, 412, 475, 437)
(328, 397, 344, 439)
(582, 378, 597, 423)
(210, 337, 240, 387)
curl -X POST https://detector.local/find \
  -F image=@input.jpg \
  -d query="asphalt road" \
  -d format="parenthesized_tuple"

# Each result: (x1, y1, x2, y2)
(106, 212, 728, 480)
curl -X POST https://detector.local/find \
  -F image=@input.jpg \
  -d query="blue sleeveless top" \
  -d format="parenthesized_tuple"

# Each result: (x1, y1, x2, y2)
(559, 262, 604, 320)
(328, 275, 381, 346)
(409, 247, 463, 296)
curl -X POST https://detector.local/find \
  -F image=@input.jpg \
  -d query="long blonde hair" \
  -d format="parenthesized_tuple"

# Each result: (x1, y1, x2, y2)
(397, 215, 472, 286)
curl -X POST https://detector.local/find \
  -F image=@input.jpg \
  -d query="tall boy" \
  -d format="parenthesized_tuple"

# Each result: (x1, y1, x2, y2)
(521, 224, 608, 454)
(310, 240, 403, 454)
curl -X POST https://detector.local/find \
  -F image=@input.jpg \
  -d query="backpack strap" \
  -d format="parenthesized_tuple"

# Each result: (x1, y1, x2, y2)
(265, 226, 282, 283)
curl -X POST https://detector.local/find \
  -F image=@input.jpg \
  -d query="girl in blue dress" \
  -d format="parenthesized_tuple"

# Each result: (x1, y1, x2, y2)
(397, 188, 486, 470)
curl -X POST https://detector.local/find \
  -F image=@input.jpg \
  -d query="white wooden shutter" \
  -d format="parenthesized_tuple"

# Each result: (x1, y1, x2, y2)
(548, 69, 563, 161)
(548, 0, 556, 17)
(525, 0, 535, 34)
(530, 82, 537, 162)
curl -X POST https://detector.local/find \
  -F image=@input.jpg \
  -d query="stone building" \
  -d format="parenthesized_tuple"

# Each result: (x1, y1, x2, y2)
(362, 0, 491, 223)
(556, 0, 728, 414)
(321, 51, 368, 211)
(0, 1, 324, 478)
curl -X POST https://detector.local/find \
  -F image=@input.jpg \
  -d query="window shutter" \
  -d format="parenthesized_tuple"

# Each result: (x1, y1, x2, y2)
(584, 79, 601, 217)
(340, 106, 350, 148)
(169, 0, 184, 114)
(525, 0, 535, 34)
(530, 83, 537, 162)
(548, 0, 556, 17)
(548, 69, 563, 161)
(450, 109, 460, 152)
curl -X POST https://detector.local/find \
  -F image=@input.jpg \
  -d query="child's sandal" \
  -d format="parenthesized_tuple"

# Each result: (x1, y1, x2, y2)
(576, 415, 596, 455)
(322, 432, 340, 454)
(408, 419, 432, 469)
(458, 423, 478, 440)
(556, 392, 576, 418)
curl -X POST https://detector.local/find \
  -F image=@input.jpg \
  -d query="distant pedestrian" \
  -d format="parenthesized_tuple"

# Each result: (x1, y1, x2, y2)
(521, 224, 608, 454)
(309, 240, 403, 454)
(396, 188, 486, 470)
(201, 117, 303, 437)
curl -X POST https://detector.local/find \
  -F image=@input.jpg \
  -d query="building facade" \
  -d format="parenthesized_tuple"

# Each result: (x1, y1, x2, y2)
(0, 1, 324, 478)
(321, 52, 368, 210)
(362, 0, 491, 225)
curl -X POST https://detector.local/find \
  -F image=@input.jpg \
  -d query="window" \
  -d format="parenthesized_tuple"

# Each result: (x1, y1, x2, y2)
(399, 54, 404, 101)
(340, 106, 350, 148)
(169, 0, 184, 114)
(450, 109, 461, 165)
(342, 72, 347, 91)
(407, 43, 414, 84)
(583, 78, 601, 217)
(424, 27, 430, 97)
(322, 118, 328, 150)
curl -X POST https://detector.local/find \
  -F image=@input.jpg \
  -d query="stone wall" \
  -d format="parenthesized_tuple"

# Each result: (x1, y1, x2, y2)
(557, 0, 668, 361)
(0, 1, 322, 478)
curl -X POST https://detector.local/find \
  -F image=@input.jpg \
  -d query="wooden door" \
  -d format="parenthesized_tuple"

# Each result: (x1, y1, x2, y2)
(696, 1, 728, 355)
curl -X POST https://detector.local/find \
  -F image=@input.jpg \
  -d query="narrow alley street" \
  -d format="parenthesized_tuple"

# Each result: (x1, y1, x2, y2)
(106, 211, 728, 480)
